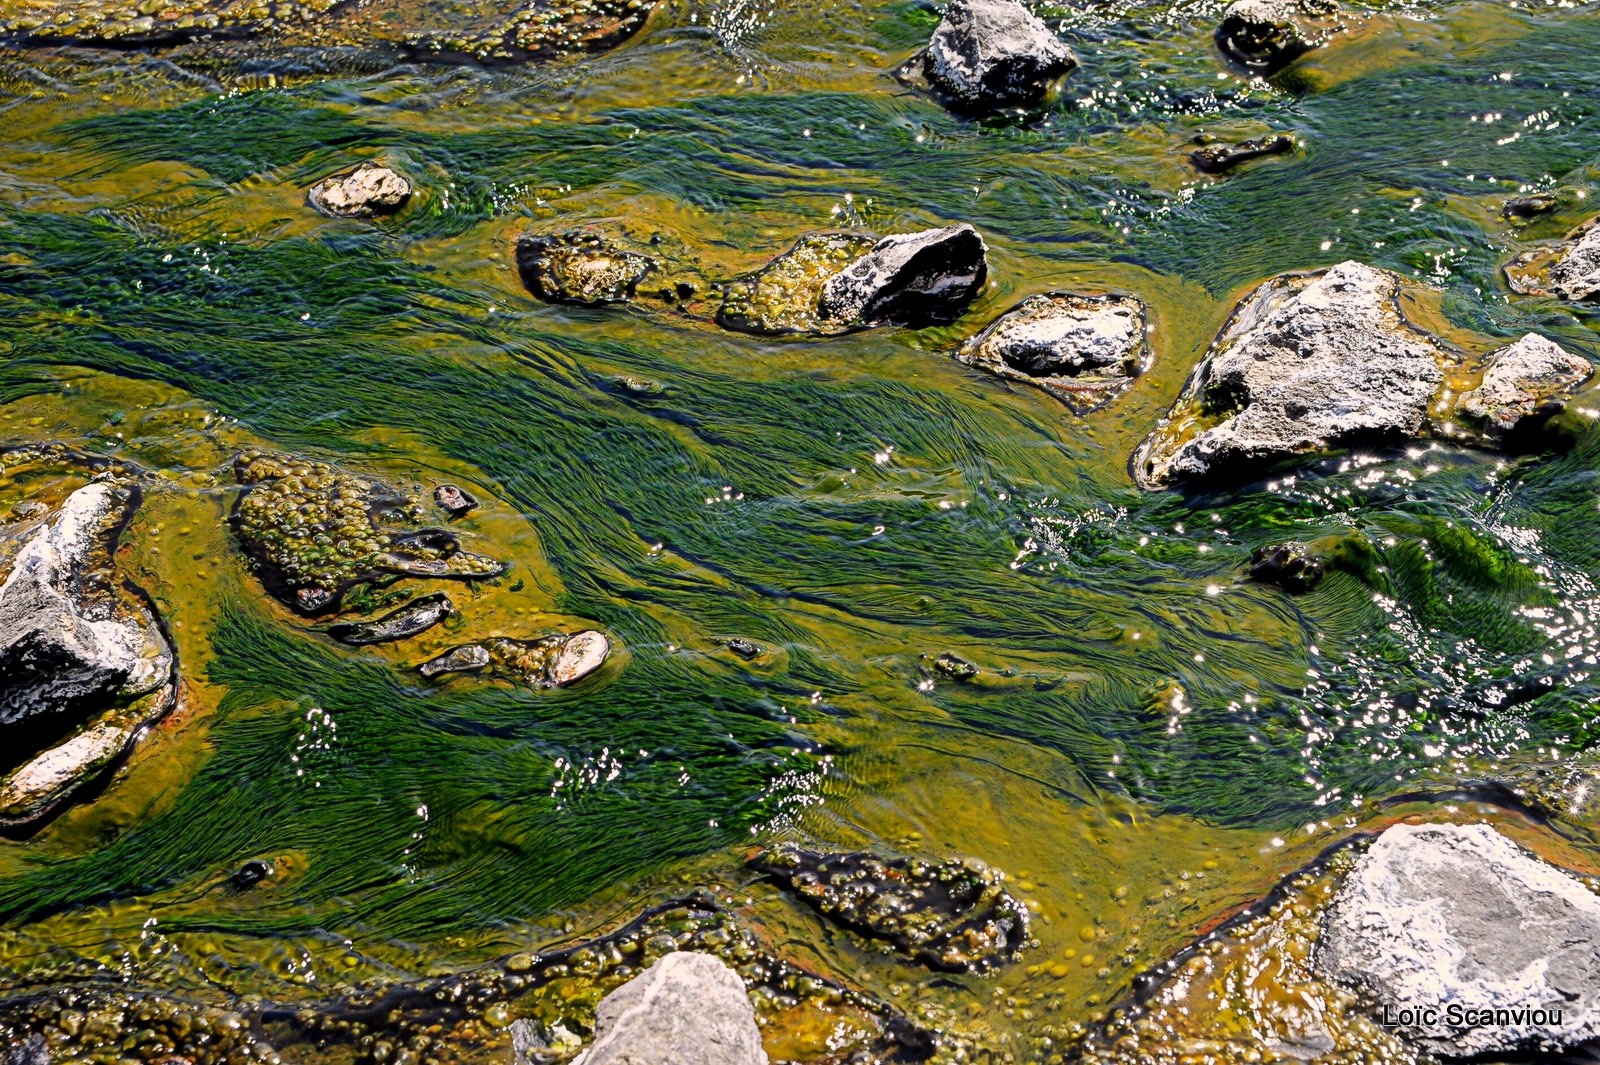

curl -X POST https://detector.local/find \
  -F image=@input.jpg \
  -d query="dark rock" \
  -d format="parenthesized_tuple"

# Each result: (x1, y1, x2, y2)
(1215, 0, 1342, 73)
(433, 483, 479, 516)
(232, 452, 503, 616)
(1318, 823, 1600, 1056)
(326, 593, 454, 646)
(818, 224, 988, 329)
(578, 952, 767, 1065)
(1, 483, 176, 832)
(751, 843, 1029, 971)
(1189, 132, 1295, 174)
(1248, 543, 1324, 593)
(1458, 333, 1591, 440)
(515, 232, 656, 306)
(1503, 192, 1559, 220)
(307, 165, 412, 219)
(716, 232, 878, 335)
(933, 653, 978, 680)
(1134, 261, 1445, 487)
(923, 0, 1076, 109)
(956, 292, 1147, 410)
(231, 859, 274, 890)
(420, 630, 609, 687)
(725, 638, 763, 660)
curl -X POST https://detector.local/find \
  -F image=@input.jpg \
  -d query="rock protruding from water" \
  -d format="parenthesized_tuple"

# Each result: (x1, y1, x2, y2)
(516, 232, 658, 306)
(1248, 542, 1324, 593)
(327, 593, 454, 645)
(1458, 333, 1591, 441)
(308, 165, 412, 218)
(1135, 261, 1445, 487)
(1318, 822, 1600, 1056)
(1215, 0, 1342, 72)
(1, 483, 175, 831)
(419, 630, 609, 687)
(923, 0, 1076, 109)
(433, 484, 479, 517)
(752, 843, 1029, 971)
(819, 224, 988, 329)
(1189, 132, 1295, 174)
(957, 292, 1147, 411)
(575, 952, 767, 1065)
(717, 232, 879, 335)
(232, 452, 503, 615)
(1546, 223, 1600, 301)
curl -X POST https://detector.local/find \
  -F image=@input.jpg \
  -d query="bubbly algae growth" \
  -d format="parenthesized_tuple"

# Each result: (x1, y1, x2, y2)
(1, 0, 1600, 1059)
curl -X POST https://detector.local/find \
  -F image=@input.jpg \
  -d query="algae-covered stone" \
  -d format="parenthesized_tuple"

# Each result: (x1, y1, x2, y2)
(420, 630, 609, 687)
(307, 165, 412, 219)
(0, 482, 175, 832)
(923, 0, 1077, 109)
(516, 232, 657, 306)
(751, 843, 1029, 971)
(326, 593, 453, 645)
(231, 452, 503, 615)
(1189, 132, 1296, 174)
(957, 292, 1147, 411)
(1215, 0, 1343, 73)
(716, 231, 878, 335)
(1134, 262, 1446, 487)
(1248, 542, 1324, 593)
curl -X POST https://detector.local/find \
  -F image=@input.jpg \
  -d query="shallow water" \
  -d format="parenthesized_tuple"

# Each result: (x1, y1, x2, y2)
(1, 0, 1600, 1058)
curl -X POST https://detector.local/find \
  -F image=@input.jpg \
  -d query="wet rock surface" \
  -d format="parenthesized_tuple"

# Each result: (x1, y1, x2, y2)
(1248, 542, 1324, 593)
(433, 483, 478, 517)
(1319, 823, 1600, 1056)
(819, 224, 988, 329)
(922, 0, 1076, 109)
(1503, 192, 1560, 220)
(751, 844, 1030, 972)
(957, 292, 1147, 411)
(1189, 132, 1295, 174)
(516, 232, 658, 306)
(1, 481, 176, 832)
(420, 630, 609, 687)
(326, 592, 454, 646)
(1134, 261, 1446, 487)
(1457, 333, 1591, 441)
(724, 638, 763, 660)
(716, 232, 878, 335)
(307, 165, 412, 219)
(1508, 218, 1600, 302)
(232, 452, 503, 616)
(932, 652, 978, 680)
(1215, 0, 1343, 73)
(577, 952, 767, 1065)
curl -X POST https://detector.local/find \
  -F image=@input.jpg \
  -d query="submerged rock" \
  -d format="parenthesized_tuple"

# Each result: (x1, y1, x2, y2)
(1215, 0, 1342, 73)
(1503, 192, 1560, 221)
(516, 232, 657, 306)
(433, 483, 479, 517)
(1457, 333, 1591, 441)
(957, 292, 1147, 411)
(326, 593, 454, 646)
(923, 0, 1077, 109)
(1134, 262, 1445, 487)
(232, 452, 503, 615)
(420, 630, 609, 687)
(0, 482, 175, 831)
(716, 232, 878, 335)
(819, 224, 988, 329)
(1248, 542, 1324, 593)
(932, 652, 979, 680)
(1189, 132, 1295, 174)
(577, 952, 767, 1065)
(751, 843, 1029, 971)
(307, 165, 412, 219)
(231, 859, 274, 890)
(1318, 823, 1600, 1056)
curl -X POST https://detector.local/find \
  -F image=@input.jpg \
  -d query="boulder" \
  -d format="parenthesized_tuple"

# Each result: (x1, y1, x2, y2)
(818, 224, 988, 328)
(1317, 823, 1600, 1056)
(1189, 132, 1295, 174)
(1215, 0, 1342, 73)
(923, 0, 1076, 109)
(307, 165, 412, 218)
(515, 232, 657, 306)
(1458, 333, 1591, 439)
(1546, 222, 1600, 301)
(957, 292, 1147, 410)
(326, 593, 454, 645)
(1134, 261, 1445, 487)
(575, 952, 767, 1065)
(0, 483, 175, 830)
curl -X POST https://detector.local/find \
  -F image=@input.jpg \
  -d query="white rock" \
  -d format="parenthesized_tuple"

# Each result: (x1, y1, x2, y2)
(575, 952, 767, 1065)
(551, 630, 609, 687)
(308, 165, 413, 218)
(923, 0, 1076, 108)
(1459, 333, 1591, 434)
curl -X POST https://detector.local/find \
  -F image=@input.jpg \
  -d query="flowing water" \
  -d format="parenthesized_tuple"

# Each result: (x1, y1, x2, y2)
(2, 0, 1600, 1059)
